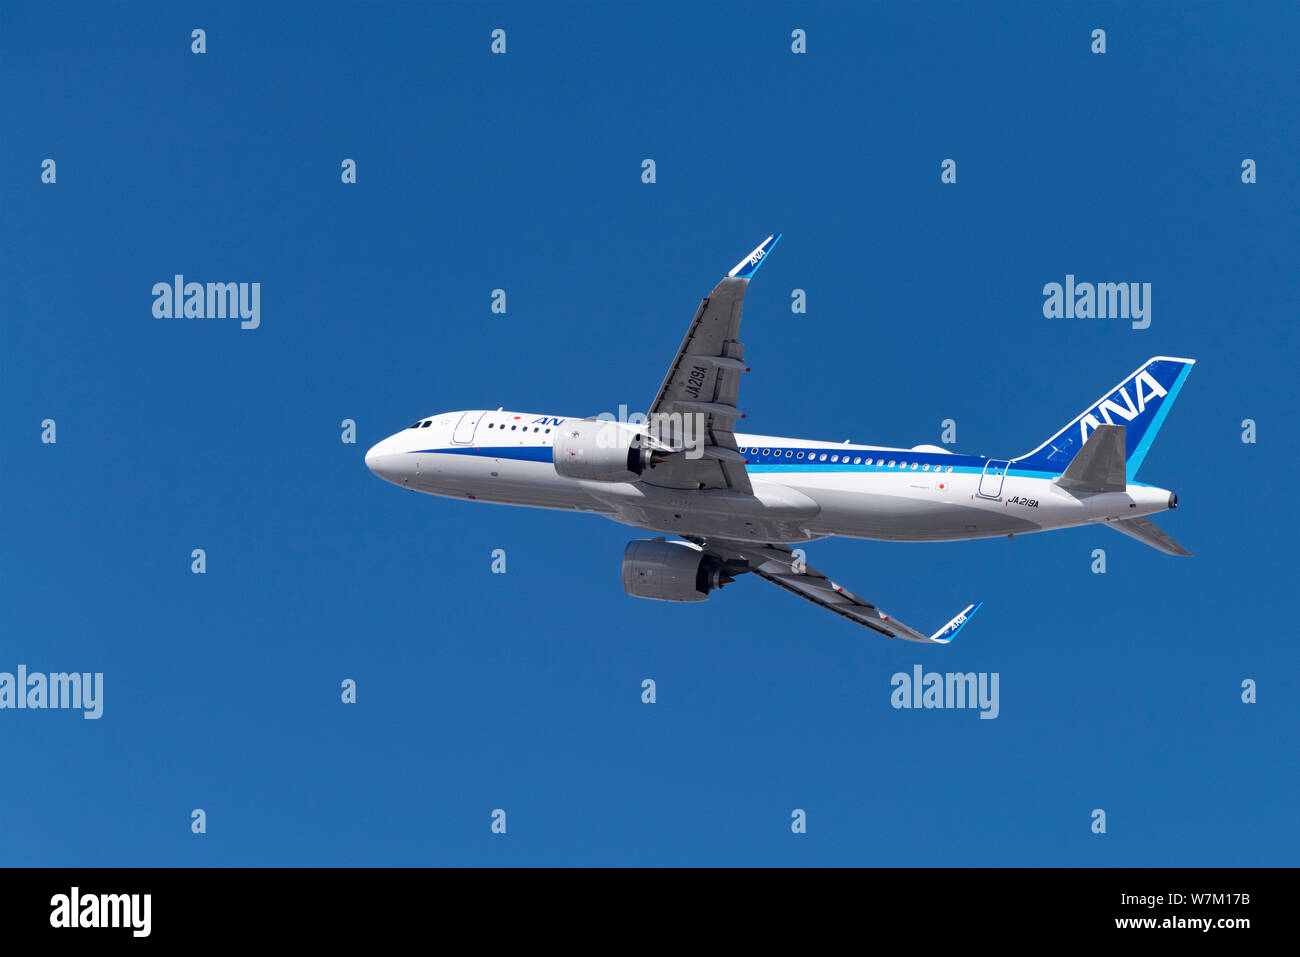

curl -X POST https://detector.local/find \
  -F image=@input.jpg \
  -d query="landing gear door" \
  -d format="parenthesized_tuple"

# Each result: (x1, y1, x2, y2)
(978, 459, 1010, 499)
(451, 411, 484, 444)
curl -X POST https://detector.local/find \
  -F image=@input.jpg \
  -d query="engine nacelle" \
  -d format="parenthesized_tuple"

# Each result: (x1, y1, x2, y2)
(553, 419, 660, 482)
(621, 539, 735, 602)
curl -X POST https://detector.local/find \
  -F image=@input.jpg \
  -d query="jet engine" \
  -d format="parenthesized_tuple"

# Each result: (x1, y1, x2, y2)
(621, 539, 735, 602)
(553, 420, 669, 482)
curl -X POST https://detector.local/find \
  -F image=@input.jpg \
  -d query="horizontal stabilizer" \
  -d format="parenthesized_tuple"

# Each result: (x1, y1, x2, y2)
(1057, 424, 1127, 493)
(1107, 516, 1191, 556)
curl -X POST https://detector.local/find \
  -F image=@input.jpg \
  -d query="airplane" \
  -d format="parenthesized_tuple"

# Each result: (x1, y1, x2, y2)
(365, 235, 1194, 643)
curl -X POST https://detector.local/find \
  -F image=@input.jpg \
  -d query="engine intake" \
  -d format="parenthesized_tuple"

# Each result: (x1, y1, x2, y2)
(621, 539, 735, 602)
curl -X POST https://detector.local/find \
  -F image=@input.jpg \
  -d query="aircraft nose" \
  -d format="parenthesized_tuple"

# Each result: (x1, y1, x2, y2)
(365, 439, 405, 485)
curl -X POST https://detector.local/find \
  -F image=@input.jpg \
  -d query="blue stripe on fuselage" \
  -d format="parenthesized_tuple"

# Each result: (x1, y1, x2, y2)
(411, 443, 1164, 487)
(409, 444, 1164, 486)
(415, 444, 1051, 477)
(412, 445, 554, 463)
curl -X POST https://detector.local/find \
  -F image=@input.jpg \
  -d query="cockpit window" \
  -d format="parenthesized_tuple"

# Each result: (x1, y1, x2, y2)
(421, 421, 432, 427)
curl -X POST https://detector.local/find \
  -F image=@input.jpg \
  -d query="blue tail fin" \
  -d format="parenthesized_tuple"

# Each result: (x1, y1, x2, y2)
(1016, 357, 1195, 480)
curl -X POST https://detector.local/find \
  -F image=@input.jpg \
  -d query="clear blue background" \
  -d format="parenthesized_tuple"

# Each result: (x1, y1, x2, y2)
(2, 2, 1296, 866)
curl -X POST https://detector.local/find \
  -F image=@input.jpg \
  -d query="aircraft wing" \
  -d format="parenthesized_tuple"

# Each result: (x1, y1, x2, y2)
(640, 235, 781, 495)
(696, 538, 981, 643)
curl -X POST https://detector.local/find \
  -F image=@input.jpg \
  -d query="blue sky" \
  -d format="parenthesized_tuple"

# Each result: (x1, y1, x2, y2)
(2, 1, 1296, 866)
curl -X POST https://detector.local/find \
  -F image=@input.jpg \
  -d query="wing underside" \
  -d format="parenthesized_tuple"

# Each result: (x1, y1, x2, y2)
(696, 538, 980, 643)
(639, 235, 782, 495)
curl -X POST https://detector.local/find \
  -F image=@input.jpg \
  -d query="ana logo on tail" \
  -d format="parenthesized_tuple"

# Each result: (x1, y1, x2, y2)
(1077, 370, 1168, 444)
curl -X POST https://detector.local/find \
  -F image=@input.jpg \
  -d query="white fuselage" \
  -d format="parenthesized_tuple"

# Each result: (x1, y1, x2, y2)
(365, 410, 1177, 545)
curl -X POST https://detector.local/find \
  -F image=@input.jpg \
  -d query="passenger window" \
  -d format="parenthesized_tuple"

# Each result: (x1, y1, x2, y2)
(797, 452, 804, 459)
(911, 462, 919, 470)
(819, 453, 827, 461)
(853, 457, 861, 464)
(922, 464, 930, 471)
(763, 449, 770, 456)
(888, 460, 896, 467)
(831, 455, 839, 462)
